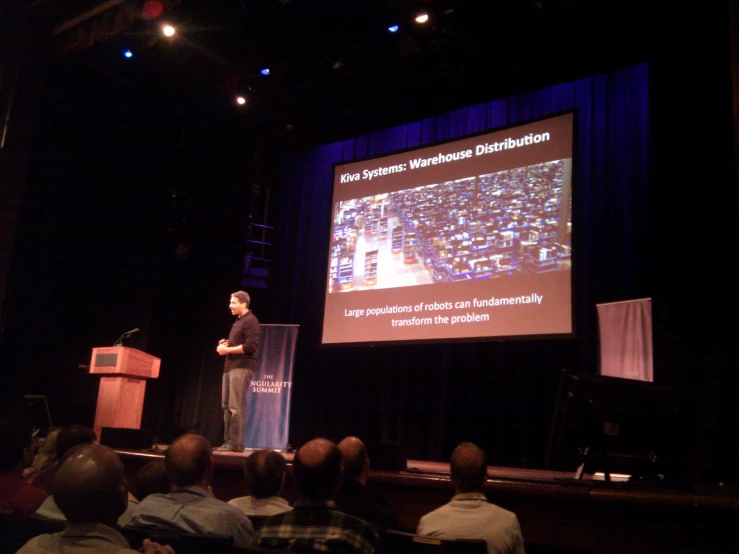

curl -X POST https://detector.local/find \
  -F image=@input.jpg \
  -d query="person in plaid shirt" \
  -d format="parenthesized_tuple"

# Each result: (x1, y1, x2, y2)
(254, 438, 380, 554)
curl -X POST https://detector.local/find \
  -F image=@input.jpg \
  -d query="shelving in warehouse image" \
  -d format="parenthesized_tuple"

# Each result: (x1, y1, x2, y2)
(327, 158, 571, 293)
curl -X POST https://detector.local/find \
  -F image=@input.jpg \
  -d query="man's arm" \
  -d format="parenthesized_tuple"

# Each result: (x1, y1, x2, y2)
(240, 316, 260, 356)
(140, 538, 175, 554)
(510, 515, 526, 554)
(217, 343, 244, 355)
(216, 316, 260, 356)
(230, 511, 255, 548)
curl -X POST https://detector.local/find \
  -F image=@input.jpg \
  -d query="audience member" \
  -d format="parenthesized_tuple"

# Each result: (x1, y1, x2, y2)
(0, 418, 48, 517)
(417, 442, 525, 554)
(228, 449, 292, 516)
(22, 429, 61, 494)
(21, 435, 44, 472)
(55, 425, 97, 460)
(135, 460, 171, 501)
(128, 433, 254, 548)
(27, 425, 96, 494)
(255, 438, 379, 554)
(335, 436, 399, 531)
(32, 424, 142, 525)
(16, 443, 172, 553)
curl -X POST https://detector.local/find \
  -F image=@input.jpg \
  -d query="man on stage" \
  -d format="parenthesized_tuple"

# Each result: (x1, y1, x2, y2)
(215, 291, 260, 452)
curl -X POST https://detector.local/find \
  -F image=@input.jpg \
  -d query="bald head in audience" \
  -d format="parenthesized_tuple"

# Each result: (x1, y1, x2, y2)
(293, 438, 343, 502)
(245, 449, 287, 499)
(164, 433, 213, 489)
(338, 436, 369, 485)
(136, 460, 171, 500)
(53, 444, 128, 526)
(449, 442, 488, 494)
(56, 424, 96, 461)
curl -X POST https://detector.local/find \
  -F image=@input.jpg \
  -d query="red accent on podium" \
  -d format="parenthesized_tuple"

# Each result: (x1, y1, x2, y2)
(89, 346, 161, 440)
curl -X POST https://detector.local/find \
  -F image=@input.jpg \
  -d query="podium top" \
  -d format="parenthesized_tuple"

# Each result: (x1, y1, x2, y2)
(89, 346, 161, 379)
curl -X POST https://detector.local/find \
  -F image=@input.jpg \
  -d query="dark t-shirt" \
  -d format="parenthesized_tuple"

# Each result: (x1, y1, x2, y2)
(225, 311, 260, 371)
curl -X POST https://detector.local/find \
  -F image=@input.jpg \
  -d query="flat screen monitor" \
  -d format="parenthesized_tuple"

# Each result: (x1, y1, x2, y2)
(322, 112, 574, 345)
(13, 395, 53, 438)
(545, 371, 679, 480)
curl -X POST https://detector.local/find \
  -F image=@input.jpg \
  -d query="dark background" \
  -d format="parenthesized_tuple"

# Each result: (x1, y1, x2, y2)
(1, 1, 737, 481)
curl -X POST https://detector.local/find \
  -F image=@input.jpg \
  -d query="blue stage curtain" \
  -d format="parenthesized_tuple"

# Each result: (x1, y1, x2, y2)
(273, 64, 649, 465)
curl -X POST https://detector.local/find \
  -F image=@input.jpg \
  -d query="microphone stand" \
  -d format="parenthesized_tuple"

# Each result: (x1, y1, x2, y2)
(147, 436, 164, 454)
(113, 329, 139, 346)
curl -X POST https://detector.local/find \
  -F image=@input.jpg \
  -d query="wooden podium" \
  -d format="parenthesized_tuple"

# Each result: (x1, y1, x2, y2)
(89, 346, 161, 440)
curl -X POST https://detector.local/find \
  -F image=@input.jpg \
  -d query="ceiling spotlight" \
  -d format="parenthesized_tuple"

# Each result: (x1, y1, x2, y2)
(141, 0, 164, 20)
(260, 68, 270, 76)
(162, 24, 176, 37)
(333, 61, 343, 70)
(236, 96, 247, 105)
(388, 25, 399, 33)
(123, 49, 133, 58)
(415, 13, 429, 24)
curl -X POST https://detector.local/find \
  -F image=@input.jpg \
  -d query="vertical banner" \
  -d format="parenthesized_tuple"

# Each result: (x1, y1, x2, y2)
(244, 324, 299, 449)
(596, 298, 653, 382)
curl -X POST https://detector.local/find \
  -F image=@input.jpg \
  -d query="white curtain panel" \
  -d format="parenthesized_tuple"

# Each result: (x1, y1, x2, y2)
(596, 298, 653, 382)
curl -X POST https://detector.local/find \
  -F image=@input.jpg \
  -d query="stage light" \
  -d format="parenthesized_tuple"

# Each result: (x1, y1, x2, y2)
(388, 25, 399, 33)
(333, 61, 343, 70)
(415, 13, 429, 24)
(260, 68, 270, 76)
(162, 24, 176, 37)
(141, 0, 164, 20)
(236, 96, 246, 105)
(123, 49, 133, 58)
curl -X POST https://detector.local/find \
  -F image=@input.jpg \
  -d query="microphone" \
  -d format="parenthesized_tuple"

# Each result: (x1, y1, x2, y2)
(114, 327, 140, 346)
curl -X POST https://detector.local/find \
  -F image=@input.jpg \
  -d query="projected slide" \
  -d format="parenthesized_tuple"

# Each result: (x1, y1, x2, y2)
(322, 112, 574, 345)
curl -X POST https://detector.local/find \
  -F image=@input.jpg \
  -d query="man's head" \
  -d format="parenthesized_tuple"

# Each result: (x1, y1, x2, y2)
(135, 460, 171, 500)
(53, 444, 128, 525)
(337, 436, 369, 485)
(56, 424, 96, 460)
(244, 449, 287, 499)
(229, 291, 250, 317)
(449, 442, 487, 494)
(164, 433, 213, 488)
(293, 438, 343, 502)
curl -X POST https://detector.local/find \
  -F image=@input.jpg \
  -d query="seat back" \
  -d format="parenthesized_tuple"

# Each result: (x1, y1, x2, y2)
(120, 526, 234, 554)
(0, 512, 65, 554)
(525, 545, 596, 554)
(248, 514, 269, 531)
(381, 529, 487, 554)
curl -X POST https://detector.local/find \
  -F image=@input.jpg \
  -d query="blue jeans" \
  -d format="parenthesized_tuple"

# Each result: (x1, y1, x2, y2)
(221, 367, 255, 449)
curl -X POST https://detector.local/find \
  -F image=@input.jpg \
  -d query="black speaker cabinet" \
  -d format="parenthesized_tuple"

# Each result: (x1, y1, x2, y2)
(100, 427, 155, 450)
(368, 441, 407, 471)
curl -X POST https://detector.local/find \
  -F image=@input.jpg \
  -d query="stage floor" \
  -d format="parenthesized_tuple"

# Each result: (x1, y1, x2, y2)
(148, 445, 577, 483)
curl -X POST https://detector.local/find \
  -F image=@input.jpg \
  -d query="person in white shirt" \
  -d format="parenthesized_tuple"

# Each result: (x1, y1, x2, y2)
(417, 442, 525, 554)
(228, 449, 292, 516)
